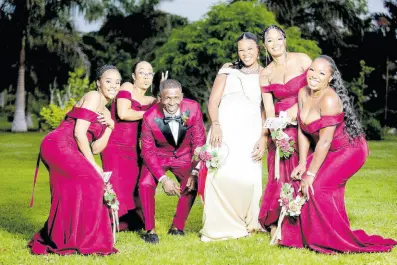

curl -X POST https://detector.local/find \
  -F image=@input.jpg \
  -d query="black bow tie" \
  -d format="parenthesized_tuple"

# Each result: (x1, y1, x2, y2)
(163, 116, 182, 124)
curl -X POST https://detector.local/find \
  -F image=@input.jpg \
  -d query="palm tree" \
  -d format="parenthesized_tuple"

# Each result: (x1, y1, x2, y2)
(373, 0, 397, 122)
(5, 0, 95, 132)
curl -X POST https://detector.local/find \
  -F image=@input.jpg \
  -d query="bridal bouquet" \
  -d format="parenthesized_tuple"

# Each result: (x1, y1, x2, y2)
(263, 111, 296, 180)
(193, 144, 224, 201)
(193, 144, 221, 171)
(270, 183, 306, 245)
(102, 172, 120, 243)
(271, 130, 295, 159)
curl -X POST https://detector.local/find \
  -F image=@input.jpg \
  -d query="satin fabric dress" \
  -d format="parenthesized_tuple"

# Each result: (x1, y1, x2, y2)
(101, 90, 155, 230)
(259, 71, 307, 230)
(29, 107, 117, 255)
(280, 111, 397, 254)
(200, 68, 263, 241)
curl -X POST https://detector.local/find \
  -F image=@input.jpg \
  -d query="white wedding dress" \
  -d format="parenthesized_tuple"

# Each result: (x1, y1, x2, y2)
(200, 68, 263, 241)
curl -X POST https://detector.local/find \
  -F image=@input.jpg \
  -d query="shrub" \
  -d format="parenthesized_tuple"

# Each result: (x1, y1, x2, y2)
(40, 68, 95, 131)
(362, 117, 383, 140)
(40, 99, 76, 131)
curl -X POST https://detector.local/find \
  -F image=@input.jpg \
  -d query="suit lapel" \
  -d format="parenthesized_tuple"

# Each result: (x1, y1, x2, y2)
(176, 102, 189, 148)
(176, 123, 187, 148)
(154, 114, 177, 148)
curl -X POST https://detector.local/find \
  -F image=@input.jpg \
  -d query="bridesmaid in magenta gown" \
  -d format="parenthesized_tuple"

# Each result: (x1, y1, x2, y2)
(258, 25, 312, 235)
(281, 55, 397, 254)
(29, 65, 121, 255)
(101, 61, 165, 230)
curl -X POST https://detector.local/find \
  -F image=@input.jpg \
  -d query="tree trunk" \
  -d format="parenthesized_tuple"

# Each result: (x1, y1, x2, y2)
(26, 113, 33, 128)
(385, 57, 389, 122)
(12, 35, 28, 132)
(0, 90, 5, 108)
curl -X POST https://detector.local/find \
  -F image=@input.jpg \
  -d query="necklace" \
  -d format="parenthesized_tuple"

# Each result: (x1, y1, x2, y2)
(240, 64, 260, 74)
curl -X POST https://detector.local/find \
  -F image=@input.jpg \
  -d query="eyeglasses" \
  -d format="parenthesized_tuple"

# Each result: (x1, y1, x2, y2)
(137, 71, 154, 78)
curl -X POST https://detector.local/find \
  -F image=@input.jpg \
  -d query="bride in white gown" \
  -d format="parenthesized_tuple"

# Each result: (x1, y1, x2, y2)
(200, 32, 267, 242)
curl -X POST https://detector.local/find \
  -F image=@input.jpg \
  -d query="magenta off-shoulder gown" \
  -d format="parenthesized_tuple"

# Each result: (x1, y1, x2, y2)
(280, 111, 397, 254)
(101, 90, 155, 230)
(29, 107, 117, 255)
(259, 71, 307, 230)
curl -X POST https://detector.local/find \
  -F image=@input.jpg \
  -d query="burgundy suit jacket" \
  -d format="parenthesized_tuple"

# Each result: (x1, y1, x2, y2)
(141, 98, 206, 180)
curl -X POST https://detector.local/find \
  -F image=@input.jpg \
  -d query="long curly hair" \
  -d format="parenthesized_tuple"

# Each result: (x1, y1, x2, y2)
(319, 55, 364, 139)
(231, 32, 259, 69)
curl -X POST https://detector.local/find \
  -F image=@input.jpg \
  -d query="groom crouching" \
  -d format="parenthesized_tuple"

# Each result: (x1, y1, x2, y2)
(139, 79, 206, 244)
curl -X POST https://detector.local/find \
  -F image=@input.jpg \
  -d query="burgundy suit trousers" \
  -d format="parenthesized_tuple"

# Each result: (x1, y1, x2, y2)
(139, 153, 197, 231)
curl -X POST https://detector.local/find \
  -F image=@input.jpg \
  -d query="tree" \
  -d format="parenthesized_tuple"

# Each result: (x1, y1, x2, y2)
(82, 0, 186, 82)
(2, 0, 94, 132)
(153, 1, 321, 118)
(249, 0, 367, 57)
(373, 0, 397, 123)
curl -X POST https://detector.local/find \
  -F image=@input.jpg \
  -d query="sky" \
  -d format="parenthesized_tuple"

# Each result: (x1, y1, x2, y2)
(74, 0, 388, 33)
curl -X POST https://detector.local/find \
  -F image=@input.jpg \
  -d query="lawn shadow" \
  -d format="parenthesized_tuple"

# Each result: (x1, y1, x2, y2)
(0, 201, 42, 240)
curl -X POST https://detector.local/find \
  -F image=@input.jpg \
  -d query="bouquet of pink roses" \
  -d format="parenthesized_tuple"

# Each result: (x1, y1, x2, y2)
(102, 172, 120, 243)
(193, 144, 221, 171)
(270, 183, 306, 245)
(271, 130, 295, 159)
(264, 111, 296, 180)
(193, 144, 221, 201)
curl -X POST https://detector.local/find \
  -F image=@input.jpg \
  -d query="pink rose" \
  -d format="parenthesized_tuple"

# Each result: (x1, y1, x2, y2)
(282, 198, 290, 207)
(281, 143, 291, 153)
(279, 139, 291, 153)
(199, 151, 213, 161)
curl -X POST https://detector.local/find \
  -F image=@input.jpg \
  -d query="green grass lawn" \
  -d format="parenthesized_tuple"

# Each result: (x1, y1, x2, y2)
(0, 132, 396, 265)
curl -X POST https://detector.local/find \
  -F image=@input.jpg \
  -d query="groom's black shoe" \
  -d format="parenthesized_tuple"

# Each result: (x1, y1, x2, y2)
(168, 228, 185, 236)
(143, 232, 159, 244)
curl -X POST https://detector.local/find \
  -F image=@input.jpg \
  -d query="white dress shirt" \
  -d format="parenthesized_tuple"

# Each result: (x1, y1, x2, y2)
(159, 109, 180, 183)
(163, 109, 180, 144)
(159, 109, 199, 183)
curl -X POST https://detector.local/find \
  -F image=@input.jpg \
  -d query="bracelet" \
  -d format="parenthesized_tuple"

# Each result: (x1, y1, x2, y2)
(299, 161, 306, 165)
(306, 171, 316, 178)
(212, 120, 220, 125)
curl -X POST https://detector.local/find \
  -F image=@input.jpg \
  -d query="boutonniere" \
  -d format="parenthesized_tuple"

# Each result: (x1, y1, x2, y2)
(181, 110, 190, 127)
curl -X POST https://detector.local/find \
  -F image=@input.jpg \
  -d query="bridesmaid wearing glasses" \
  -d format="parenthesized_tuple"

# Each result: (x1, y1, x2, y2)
(101, 61, 167, 230)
